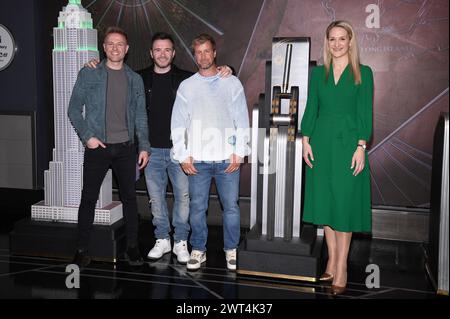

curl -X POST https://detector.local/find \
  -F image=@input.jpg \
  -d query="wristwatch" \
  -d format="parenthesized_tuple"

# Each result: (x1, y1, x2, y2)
(357, 144, 367, 150)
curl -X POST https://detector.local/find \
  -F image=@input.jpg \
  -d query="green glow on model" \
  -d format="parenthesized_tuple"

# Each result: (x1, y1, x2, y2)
(80, 21, 93, 29)
(76, 47, 97, 51)
(53, 46, 68, 52)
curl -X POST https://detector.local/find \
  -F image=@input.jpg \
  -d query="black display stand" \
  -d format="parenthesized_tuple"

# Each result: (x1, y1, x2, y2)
(237, 38, 322, 282)
(9, 218, 126, 262)
(238, 224, 322, 281)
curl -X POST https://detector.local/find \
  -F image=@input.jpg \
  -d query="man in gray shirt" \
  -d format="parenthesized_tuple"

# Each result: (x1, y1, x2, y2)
(171, 34, 250, 271)
(105, 66, 129, 143)
(68, 26, 150, 268)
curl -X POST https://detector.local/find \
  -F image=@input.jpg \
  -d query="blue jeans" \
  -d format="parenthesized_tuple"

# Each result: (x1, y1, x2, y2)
(144, 148, 190, 242)
(189, 162, 241, 252)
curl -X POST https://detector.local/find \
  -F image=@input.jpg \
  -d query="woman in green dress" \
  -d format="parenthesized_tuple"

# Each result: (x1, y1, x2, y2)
(301, 20, 374, 295)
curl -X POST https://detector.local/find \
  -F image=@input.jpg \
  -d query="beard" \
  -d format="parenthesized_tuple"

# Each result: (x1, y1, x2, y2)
(197, 60, 214, 70)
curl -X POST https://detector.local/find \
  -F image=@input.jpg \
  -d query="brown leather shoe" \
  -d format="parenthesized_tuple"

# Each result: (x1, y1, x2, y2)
(330, 285, 347, 295)
(319, 272, 334, 282)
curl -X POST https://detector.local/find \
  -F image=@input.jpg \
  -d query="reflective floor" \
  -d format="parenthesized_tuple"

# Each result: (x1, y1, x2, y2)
(0, 189, 446, 301)
(0, 220, 444, 300)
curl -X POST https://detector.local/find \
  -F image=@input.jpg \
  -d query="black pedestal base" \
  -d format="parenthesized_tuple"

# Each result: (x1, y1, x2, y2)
(237, 224, 323, 281)
(9, 217, 126, 262)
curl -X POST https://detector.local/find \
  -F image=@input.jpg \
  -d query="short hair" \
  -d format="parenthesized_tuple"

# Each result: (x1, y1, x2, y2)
(104, 26, 128, 43)
(151, 32, 175, 48)
(191, 33, 216, 54)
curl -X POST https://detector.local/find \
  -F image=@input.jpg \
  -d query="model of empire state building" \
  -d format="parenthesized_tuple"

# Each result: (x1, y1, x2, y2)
(31, 0, 123, 225)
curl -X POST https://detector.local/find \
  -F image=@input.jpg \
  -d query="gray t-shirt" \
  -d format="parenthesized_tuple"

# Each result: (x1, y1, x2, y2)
(106, 66, 129, 143)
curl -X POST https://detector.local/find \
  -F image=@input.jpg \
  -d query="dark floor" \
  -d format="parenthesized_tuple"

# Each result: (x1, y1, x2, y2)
(0, 189, 447, 302)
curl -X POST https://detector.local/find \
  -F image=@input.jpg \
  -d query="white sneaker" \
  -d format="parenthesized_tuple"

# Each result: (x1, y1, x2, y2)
(186, 250, 206, 270)
(147, 238, 171, 259)
(225, 249, 237, 271)
(172, 240, 190, 264)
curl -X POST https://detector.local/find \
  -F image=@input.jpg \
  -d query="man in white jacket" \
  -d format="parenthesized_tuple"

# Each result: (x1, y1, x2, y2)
(171, 33, 250, 271)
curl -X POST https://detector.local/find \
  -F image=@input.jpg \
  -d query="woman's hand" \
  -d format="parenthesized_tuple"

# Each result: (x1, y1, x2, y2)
(351, 147, 365, 176)
(302, 137, 314, 168)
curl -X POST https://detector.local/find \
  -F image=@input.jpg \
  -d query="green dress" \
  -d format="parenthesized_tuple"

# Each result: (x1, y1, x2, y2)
(300, 64, 373, 232)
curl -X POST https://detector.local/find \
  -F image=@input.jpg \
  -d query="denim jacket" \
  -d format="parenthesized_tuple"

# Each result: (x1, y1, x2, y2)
(68, 60, 151, 153)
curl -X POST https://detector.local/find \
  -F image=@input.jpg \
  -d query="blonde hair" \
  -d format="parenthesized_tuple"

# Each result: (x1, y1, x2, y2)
(191, 33, 216, 54)
(323, 20, 361, 84)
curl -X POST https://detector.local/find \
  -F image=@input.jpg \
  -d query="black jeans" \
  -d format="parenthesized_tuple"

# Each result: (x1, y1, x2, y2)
(77, 141, 138, 250)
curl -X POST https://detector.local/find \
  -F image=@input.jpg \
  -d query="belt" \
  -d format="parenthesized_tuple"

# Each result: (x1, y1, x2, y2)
(318, 112, 357, 147)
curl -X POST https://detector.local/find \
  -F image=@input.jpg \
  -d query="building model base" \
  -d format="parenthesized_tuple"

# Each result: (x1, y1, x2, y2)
(10, 217, 126, 262)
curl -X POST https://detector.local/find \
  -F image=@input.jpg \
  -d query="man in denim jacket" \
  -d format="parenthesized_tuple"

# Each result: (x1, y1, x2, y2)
(68, 26, 150, 268)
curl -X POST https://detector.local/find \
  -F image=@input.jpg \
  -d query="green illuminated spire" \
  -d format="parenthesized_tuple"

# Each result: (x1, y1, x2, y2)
(80, 20, 93, 29)
(76, 46, 97, 51)
(69, 0, 81, 5)
(53, 46, 68, 52)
